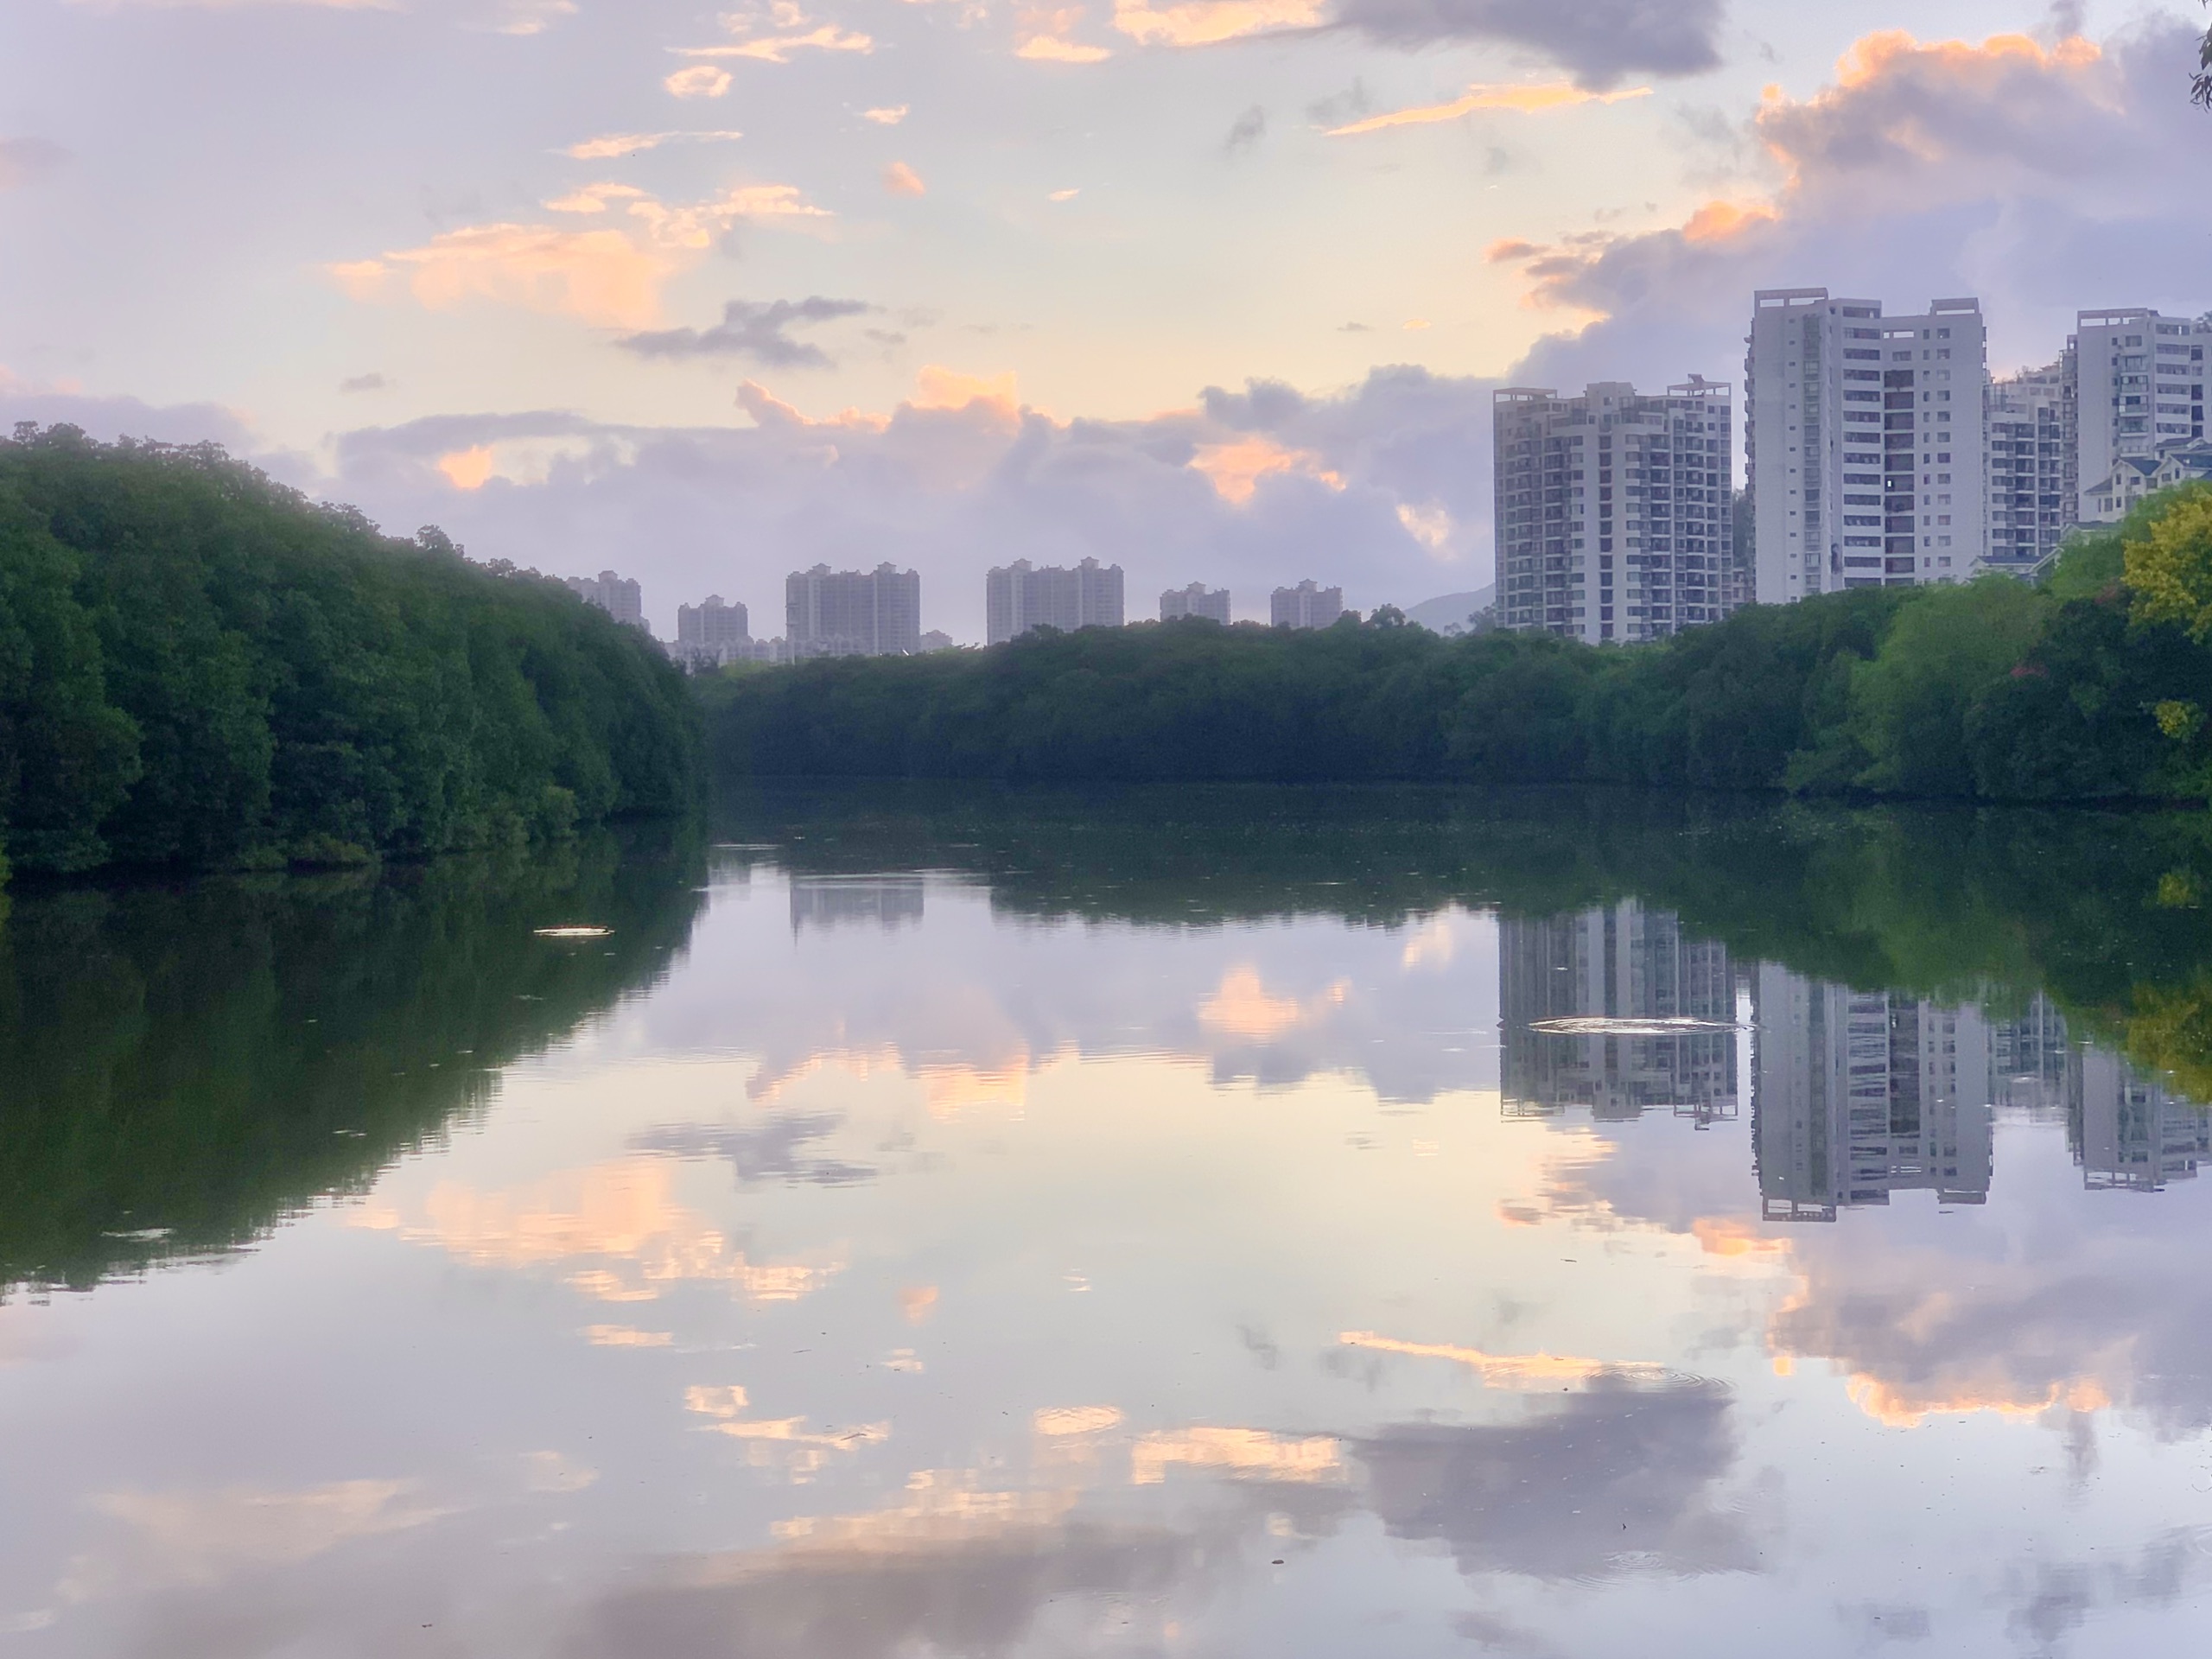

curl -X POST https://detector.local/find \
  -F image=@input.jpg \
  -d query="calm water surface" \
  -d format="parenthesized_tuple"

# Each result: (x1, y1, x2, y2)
(5, 788, 2212, 1657)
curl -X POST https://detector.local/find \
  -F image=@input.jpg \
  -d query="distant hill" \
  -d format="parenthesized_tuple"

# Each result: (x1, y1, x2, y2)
(1404, 587, 1495, 634)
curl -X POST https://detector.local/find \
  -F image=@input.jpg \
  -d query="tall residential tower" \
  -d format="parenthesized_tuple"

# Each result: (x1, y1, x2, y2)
(1491, 378, 1735, 643)
(1747, 290, 1987, 599)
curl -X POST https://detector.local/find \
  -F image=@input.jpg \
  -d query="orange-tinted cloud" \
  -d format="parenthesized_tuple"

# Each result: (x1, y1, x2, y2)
(1110, 0, 1323, 48)
(1340, 1332, 1670, 1388)
(1130, 1427, 1343, 1484)
(1188, 437, 1345, 505)
(327, 183, 830, 328)
(676, 23, 875, 64)
(1325, 82, 1649, 137)
(664, 64, 733, 99)
(883, 161, 927, 196)
(1015, 5, 1111, 60)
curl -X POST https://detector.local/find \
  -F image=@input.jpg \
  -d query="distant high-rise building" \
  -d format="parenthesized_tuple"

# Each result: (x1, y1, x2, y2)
(2069, 308, 2208, 522)
(985, 557, 1124, 645)
(565, 570, 645, 630)
(1747, 289, 1987, 601)
(1269, 581, 1346, 629)
(1983, 359, 2075, 577)
(1498, 903, 1741, 1126)
(1493, 378, 1735, 643)
(673, 594, 751, 668)
(1160, 582, 1232, 624)
(1751, 967, 1993, 1221)
(785, 563, 922, 658)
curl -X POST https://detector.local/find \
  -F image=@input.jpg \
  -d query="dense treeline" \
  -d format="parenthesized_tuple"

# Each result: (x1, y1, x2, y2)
(708, 485, 2212, 804)
(0, 425, 699, 887)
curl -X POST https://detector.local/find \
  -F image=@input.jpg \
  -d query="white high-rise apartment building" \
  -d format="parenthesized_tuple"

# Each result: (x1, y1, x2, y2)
(1747, 290, 1986, 600)
(1984, 359, 2075, 578)
(1491, 378, 1735, 643)
(2069, 308, 2208, 520)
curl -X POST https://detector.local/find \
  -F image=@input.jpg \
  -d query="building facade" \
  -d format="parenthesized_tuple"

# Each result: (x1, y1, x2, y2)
(564, 570, 645, 629)
(1984, 359, 2075, 577)
(1492, 378, 1735, 644)
(1269, 580, 1346, 629)
(2069, 308, 2208, 522)
(785, 563, 923, 658)
(1160, 582, 1232, 624)
(2084, 438, 2212, 523)
(986, 558, 1125, 645)
(1748, 289, 1987, 600)
(672, 594, 751, 668)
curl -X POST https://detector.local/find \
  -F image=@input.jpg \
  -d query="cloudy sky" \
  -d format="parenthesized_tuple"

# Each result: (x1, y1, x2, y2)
(3, 0, 2209, 638)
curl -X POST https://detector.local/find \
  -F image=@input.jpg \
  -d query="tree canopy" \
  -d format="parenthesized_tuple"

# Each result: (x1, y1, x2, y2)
(706, 483, 2212, 807)
(0, 426, 701, 886)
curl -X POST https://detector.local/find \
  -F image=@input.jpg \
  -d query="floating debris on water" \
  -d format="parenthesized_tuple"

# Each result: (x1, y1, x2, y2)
(533, 925, 613, 940)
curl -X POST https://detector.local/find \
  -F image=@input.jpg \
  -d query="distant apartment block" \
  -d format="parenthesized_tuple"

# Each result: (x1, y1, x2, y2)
(565, 570, 645, 629)
(1983, 359, 2075, 577)
(785, 563, 922, 658)
(1269, 581, 1346, 629)
(1493, 378, 1735, 644)
(1160, 582, 1232, 623)
(985, 557, 1125, 645)
(672, 594, 751, 668)
(2069, 1045, 2211, 1192)
(2070, 308, 2207, 522)
(1749, 290, 1988, 600)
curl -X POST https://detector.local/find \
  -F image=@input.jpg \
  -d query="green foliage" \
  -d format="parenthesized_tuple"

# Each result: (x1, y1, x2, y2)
(707, 490, 2212, 808)
(2123, 485, 2212, 641)
(0, 427, 701, 881)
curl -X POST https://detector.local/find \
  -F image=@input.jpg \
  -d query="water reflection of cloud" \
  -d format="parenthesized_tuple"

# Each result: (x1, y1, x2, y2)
(632, 1113, 877, 1187)
(1352, 1380, 1753, 1583)
(563, 1471, 1195, 1659)
(60, 1480, 452, 1604)
(353, 1160, 839, 1306)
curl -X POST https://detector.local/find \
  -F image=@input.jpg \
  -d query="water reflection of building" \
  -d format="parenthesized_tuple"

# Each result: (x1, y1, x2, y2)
(789, 876, 926, 936)
(1986, 998, 2072, 1119)
(1752, 968, 1993, 1221)
(1499, 905, 1740, 1124)
(2069, 1047, 2211, 1192)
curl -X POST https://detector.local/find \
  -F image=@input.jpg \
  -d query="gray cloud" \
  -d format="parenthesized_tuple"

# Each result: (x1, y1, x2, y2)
(0, 137, 67, 190)
(619, 298, 875, 370)
(1224, 105, 1267, 156)
(1333, 0, 1726, 90)
(1491, 19, 2212, 399)
(339, 373, 389, 394)
(561, 1522, 1206, 1659)
(1353, 1378, 1754, 1581)
(630, 1112, 876, 1187)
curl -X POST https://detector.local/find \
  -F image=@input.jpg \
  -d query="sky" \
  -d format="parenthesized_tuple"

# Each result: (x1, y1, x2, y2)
(3, 0, 2209, 639)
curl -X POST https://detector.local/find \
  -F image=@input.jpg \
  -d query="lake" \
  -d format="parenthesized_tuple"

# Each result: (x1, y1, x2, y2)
(4, 785, 2212, 1657)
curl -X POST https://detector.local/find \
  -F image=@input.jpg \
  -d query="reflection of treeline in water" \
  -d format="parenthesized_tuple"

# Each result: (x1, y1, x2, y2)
(0, 427, 699, 889)
(719, 781, 2212, 1098)
(0, 823, 707, 1294)
(707, 488, 2212, 806)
